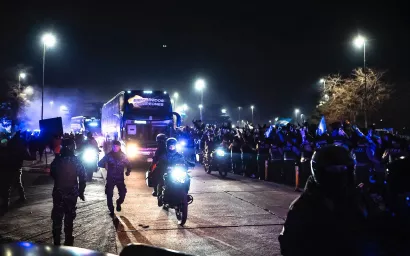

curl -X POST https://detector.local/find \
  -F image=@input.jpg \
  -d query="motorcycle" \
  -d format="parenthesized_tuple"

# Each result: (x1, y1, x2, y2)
(204, 147, 229, 177)
(81, 147, 99, 182)
(158, 165, 193, 226)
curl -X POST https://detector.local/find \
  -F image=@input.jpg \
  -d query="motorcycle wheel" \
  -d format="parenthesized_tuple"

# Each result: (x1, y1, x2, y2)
(218, 169, 228, 178)
(176, 194, 188, 226)
(204, 163, 212, 174)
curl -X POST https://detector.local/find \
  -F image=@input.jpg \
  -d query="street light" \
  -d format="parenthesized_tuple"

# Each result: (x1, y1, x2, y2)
(353, 34, 368, 128)
(18, 72, 26, 90)
(320, 78, 326, 91)
(182, 104, 188, 111)
(24, 86, 34, 95)
(173, 92, 178, 109)
(41, 32, 56, 120)
(251, 105, 254, 124)
(59, 105, 68, 112)
(294, 108, 300, 124)
(221, 108, 227, 114)
(275, 117, 279, 122)
(198, 104, 203, 120)
(50, 101, 54, 105)
(238, 106, 242, 123)
(195, 79, 205, 120)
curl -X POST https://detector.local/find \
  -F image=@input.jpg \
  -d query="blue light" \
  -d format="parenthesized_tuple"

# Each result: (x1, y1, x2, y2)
(18, 242, 33, 248)
(127, 91, 131, 93)
(89, 122, 98, 127)
(164, 91, 167, 94)
(406, 197, 409, 201)
(143, 91, 153, 94)
(27, 129, 31, 132)
(134, 120, 147, 124)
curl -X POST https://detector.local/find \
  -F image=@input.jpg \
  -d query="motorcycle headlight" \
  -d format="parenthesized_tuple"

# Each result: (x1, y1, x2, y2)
(170, 166, 188, 183)
(216, 149, 225, 157)
(83, 148, 97, 163)
(126, 144, 139, 157)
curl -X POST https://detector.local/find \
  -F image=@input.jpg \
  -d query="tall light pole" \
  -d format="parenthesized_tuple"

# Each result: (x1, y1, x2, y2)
(195, 79, 205, 120)
(173, 92, 179, 109)
(354, 35, 367, 128)
(18, 72, 26, 91)
(238, 106, 242, 123)
(320, 78, 326, 90)
(198, 104, 203, 120)
(251, 105, 254, 124)
(41, 33, 56, 120)
(294, 108, 300, 125)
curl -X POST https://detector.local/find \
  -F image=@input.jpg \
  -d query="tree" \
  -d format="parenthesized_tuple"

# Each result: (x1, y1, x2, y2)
(317, 68, 392, 126)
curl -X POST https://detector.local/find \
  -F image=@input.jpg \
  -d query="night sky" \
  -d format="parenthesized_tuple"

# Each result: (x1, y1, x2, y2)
(1, 2, 409, 124)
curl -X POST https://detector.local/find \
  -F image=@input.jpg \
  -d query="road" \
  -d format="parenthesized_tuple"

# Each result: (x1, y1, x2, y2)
(0, 164, 300, 256)
(113, 165, 300, 256)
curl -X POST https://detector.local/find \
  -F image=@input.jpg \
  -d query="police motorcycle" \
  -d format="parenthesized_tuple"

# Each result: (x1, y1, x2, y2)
(203, 147, 230, 177)
(158, 164, 194, 226)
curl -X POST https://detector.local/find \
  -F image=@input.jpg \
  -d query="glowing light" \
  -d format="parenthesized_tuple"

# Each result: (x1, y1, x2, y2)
(42, 33, 56, 48)
(59, 105, 68, 112)
(23, 86, 33, 95)
(195, 79, 205, 91)
(19, 73, 26, 79)
(354, 35, 366, 48)
(182, 104, 188, 111)
(320, 78, 325, 83)
(173, 92, 179, 98)
(49, 101, 54, 105)
(134, 120, 146, 124)
(198, 104, 203, 109)
(170, 166, 187, 183)
(295, 108, 300, 114)
(251, 105, 254, 110)
(232, 125, 236, 128)
(18, 242, 33, 248)
(164, 91, 167, 94)
(400, 156, 406, 159)
(89, 122, 98, 127)
(275, 117, 279, 121)
(127, 90, 131, 93)
(143, 90, 152, 94)
(216, 149, 225, 157)
(269, 120, 271, 123)
(126, 144, 139, 157)
(83, 148, 98, 163)
(221, 109, 227, 114)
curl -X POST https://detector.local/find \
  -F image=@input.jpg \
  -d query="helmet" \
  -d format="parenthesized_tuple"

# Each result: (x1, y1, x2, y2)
(87, 132, 93, 138)
(62, 138, 76, 152)
(166, 138, 178, 154)
(311, 145, 356, 199)
(386, 157, 410, 194)
(156, 134, 167, 144)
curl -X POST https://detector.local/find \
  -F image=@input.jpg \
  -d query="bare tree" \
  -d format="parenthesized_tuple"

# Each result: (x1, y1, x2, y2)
(316, 68, 392, 126)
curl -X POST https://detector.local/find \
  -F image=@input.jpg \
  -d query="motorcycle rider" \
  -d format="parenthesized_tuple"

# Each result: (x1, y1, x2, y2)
(156, 138, 188, 207)
(50, 138, 86, 246)
(279, 145, 382, 255)
(204, 133, 217, 167)
(98, 140, 132, 217)
(149, 134, 167, 196)
(229, 137, 242, 174)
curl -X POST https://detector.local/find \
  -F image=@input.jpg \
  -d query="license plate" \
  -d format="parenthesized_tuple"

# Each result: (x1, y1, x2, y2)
(147, 158, 153, 163)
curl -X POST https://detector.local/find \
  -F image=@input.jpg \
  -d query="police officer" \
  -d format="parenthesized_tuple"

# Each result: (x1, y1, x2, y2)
(282, 136, 300, 187)
(229, 137, 242, 174)
(156, 138, 187, 207)
(256, 138, 270, 180)
(149, 134, 167, 196)
(353, 137, 374, 186)
(50, 138, 86, 246)
(279, 145, 380, 255)
(98, 141, 132, 217)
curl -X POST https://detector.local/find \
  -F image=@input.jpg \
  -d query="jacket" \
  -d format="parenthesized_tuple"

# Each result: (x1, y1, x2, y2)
(98, 151, 131, 182)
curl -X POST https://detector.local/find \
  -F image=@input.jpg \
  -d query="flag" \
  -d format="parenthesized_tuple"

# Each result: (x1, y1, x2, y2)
(316, 116, 327, 136)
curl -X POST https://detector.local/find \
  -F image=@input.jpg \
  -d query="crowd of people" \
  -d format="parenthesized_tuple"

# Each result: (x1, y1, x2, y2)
(174, 119, 410, 255)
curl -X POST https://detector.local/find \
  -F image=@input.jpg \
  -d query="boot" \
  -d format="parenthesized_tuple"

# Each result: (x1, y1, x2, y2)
(116, 200, 121, 212)
(53, 234, 61, 246)
(64, 235, 74, 246)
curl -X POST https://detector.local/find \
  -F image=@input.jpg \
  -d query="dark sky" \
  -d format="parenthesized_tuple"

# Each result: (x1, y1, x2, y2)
(1, 2, 409, 123)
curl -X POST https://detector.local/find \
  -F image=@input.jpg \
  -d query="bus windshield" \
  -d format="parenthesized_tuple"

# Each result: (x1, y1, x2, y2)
(125, 124, 168, 141)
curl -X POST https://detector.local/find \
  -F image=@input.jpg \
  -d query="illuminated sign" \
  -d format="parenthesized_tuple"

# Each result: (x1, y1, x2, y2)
(127, 95, 166, 108)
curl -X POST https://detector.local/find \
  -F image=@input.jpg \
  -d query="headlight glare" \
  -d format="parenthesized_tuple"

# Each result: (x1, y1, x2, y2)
(170, 167, 187, 183)
(216, 149, 225, 157)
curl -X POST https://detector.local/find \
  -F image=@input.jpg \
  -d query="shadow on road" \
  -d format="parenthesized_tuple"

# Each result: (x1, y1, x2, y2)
(31, 175, 53, 186)
(114, 215, 152, 247)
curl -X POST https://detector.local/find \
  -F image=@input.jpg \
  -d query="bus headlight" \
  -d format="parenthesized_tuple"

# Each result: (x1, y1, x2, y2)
(126, 144, 139, 157)
(170, 166, 187, 183)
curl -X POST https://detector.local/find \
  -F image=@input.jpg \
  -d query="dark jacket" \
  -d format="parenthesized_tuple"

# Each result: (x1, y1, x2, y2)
(98, 151, 131, 182)
(8, 137, 33, 170)
(156, 151, 186, 176)
(279, 176, 384, 256)
(50, 150, 86, 196)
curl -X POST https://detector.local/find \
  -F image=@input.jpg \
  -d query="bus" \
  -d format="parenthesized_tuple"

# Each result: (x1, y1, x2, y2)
(101, 90, 180, 161)
(70, 116, 101, 135)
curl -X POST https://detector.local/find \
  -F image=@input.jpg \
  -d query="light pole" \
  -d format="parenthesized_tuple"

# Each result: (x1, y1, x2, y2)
(354, 35, 367, 128)
(238, 107, 242, 123)
(18, 72, 26, 90)
(173, 92, 179, 109)
(294, 108, 300, 124)
(198, 104, 203, 120)
(195, 79, 205, 119)
(221, 108, 227, 114)
(41, 33, 56, 120)
(320, 78, 325, 90)
(301, 114, 305, 123)
(251, 105, 254, 124)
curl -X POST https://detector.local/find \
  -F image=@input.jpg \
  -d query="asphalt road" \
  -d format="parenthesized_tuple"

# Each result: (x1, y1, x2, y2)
(0, 163, 300, 256)
(112, 165, 301, 256)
